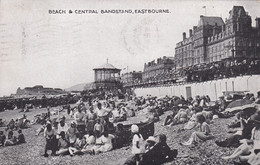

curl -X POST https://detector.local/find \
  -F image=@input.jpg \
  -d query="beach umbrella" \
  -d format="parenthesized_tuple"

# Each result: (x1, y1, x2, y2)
(225, 99, 254, 113)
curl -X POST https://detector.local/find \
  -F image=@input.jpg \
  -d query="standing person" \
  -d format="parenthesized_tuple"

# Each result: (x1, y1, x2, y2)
(57, 119, 69, 135)
(131, 124, 145, 165)
(67, 105, 71, 116)
(93, 118, 104, 137)
(95, 102, 110, 124)
(47, 107, 51, 119)
(74, 107, 85, 133)
(43, 122, 56, 157)
(85, 106, 97, 133)
(52, 121, 59, 153)
(181, 114, 213, 146)
(67, 121, 78, 147)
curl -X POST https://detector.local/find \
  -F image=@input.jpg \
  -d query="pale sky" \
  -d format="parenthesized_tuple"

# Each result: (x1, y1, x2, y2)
(0, 0, 260, 96)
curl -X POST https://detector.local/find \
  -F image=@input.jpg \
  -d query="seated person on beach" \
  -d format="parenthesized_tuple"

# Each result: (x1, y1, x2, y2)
(103, 117, 114, 133)
(164, 110, 177, 126)
(184, 113, 198, 130)
(181, 114, 213, 146)
(142, 109, 159, 123)
(216, 112, 255, 148)
(17, 129, 26, 144)
(221, 113, 260, 162)
(69, 133, 86, 156)
(128, 109, 135, 117)
(81, 131, 96, 154)
(56, 131, 69, 155)
(119, 107, 127, 121)
(92, 131, 115, 154)
(246, 149, 260, 165)
(114, 124, 127, 148)
(35, 120, 47, 136)
(6, 119, 15, 131)
(166, 108, 188, 127)
(141, 134, 177, 165)
(0, 131, 6, 146)
(4, 131, 17, 146)
(144, 136, 156, 151)
(111, 108, 121, 123)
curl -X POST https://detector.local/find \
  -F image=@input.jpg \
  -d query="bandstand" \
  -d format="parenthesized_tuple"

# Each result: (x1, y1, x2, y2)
(93, 61, 122, 90)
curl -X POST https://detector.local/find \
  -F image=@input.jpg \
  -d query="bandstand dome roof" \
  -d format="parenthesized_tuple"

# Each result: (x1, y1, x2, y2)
(93, 63, 120, 70)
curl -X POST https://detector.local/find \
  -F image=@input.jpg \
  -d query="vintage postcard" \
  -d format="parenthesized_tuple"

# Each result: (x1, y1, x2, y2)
(0, 0, 260, 164)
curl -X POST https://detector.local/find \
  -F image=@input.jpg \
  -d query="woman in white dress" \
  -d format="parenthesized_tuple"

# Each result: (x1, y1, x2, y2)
(94, 131, 115, 154)
(81, 131, 96, 154)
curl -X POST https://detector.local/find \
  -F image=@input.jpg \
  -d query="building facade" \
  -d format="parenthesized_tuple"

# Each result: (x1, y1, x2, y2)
(142, 56, 175, 81)
(175, 6, 260, 69)
(121, 71, 142, 84)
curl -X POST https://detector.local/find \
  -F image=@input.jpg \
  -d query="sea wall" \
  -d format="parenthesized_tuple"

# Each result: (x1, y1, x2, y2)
(134, 75, 260, 101)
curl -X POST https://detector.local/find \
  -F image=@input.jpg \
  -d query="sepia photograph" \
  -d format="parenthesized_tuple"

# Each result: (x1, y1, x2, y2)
(0, 0, 260, 164)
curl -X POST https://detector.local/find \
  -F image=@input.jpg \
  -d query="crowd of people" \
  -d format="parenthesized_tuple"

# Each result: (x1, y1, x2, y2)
(125, 91, 260, 164)
(1, 114, 30, 131)
(0, 129, 26, 147)
(125, 59, 260, 88)
(0, 88, 126, 112)
(0, 94, 79, 112)
(1, 87, 260, 164)
(33, 97, 140, 157)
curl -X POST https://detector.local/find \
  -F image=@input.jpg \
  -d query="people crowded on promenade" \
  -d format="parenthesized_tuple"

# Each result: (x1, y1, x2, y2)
(124, 59, 260, 88)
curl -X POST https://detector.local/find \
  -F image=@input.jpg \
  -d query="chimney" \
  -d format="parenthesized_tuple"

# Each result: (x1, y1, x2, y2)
(213, 27, 216, 36)
(256, 17, 260, 29)
(183, 32, 186, 40)
(189, 29, 193, 37)
(213, 23, 217, 35)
